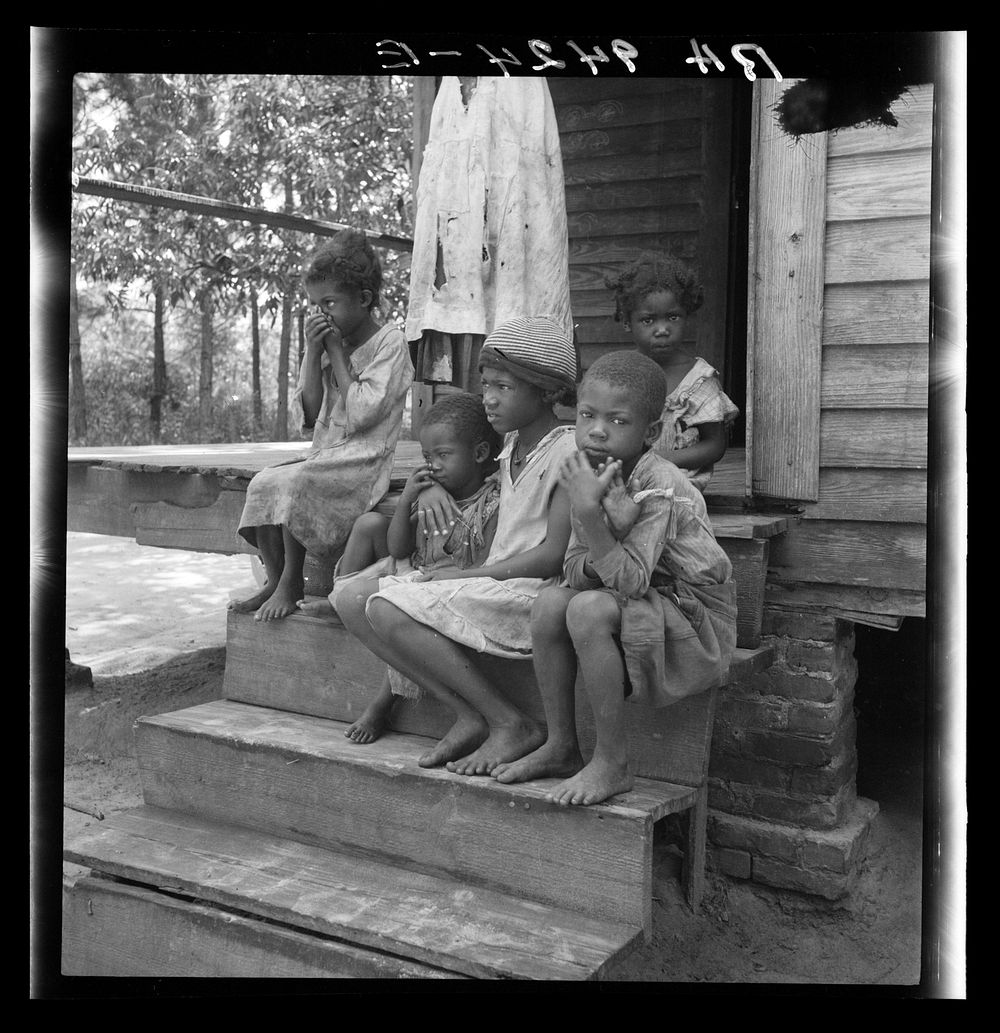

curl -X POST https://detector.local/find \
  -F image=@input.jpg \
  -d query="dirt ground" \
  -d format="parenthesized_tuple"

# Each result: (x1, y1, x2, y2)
(53, 533, 946, 993)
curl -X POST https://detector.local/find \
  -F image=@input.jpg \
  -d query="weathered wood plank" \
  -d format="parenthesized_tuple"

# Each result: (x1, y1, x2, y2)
(562, 150, 704, 187)
(727, 538, 768, 649)
(551, 78, 704, 120)
(567, 233, 698, 269)
(824, 217, 931, 284)
(222, 609, 775, 787)
(62, 870, 451, 979)
(826, 149, 932, 222)
(559, 119, 701, 160)
(134, 701, 669, 932)
(767, 520, 927, 590)
(568, 205, 701, 239)
(747, 79, 826, 502)
(822, 281, 930, 346)
(549, 77, 698, 105)
(826, 84, 934, 157)
(565, 175, 702, 213)
(764, 581, 925, 619)
(820, 409, 927, 468)
(132, 491, 254, 555)
(821, 344, 929, 408)
(64, 807, 638, 980)
(811, 467, 928, 523)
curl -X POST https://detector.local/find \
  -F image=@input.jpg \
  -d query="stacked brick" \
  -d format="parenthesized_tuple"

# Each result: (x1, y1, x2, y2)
(706, 608, 879, 898)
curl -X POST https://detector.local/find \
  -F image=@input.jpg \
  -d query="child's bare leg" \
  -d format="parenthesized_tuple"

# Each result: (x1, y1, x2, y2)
(367, 598, 544, 773)
(338, 585, 488, 767)
(300, 513, 391, 618)
(494, 587, 585, 784)
(547, 591, 633, 806)
(255, 527, 306, 621)
(229, 525, 284, 612)
(345, 670, 396, 744)
(340, 511, 391, 576)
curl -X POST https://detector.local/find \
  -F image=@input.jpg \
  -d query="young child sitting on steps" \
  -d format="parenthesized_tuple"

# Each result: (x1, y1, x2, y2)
(493, 350, 738, 806)
(230, 229, 413, 622)
(606, 253, 738, 491)
(298, 391, 502, 743)
(335, 315, 579, 772)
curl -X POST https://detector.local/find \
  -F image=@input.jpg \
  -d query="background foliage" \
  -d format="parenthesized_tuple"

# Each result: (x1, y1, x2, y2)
(70, 73, 414, 446)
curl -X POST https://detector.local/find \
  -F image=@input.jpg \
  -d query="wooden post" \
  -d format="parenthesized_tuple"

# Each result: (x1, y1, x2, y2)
(746, 79, 827, 502)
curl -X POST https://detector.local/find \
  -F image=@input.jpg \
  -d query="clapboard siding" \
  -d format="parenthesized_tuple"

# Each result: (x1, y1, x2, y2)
(550, 78, 734, 378)
(770, 83, 933, 614)
(824, 217, 932, 283)
(826, 85, 934, 157)
(822, 281, 930, 346)
(820, 409, 927, 469)
(826, 150, 933, 221)
(820, 344, 929, 408)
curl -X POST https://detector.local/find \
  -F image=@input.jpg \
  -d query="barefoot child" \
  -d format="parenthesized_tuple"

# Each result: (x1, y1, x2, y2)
(230, 230, 413, 622)
(299, 392, 502, 743)
(494, 350, 737, 806)
(606, 254, 738, 491)
(338, 315, 579, 771)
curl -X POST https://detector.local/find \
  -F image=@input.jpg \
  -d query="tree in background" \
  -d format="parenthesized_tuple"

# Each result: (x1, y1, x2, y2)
(71, 73, 413, 446)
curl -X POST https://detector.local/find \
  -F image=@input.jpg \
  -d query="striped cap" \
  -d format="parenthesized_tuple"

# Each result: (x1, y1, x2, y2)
(480, 315, 578, 392)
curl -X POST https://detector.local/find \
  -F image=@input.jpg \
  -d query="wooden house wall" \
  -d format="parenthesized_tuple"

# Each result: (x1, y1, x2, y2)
(766, 84, 933, 621)
(546, 78, 734, 381)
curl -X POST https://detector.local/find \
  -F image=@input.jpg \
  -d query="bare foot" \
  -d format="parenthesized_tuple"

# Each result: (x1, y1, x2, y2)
(255, 582, 302, 622)
(546, 757, 634, 807)
(228, 584, 275, 613)
(298, 597, 335, 619)
(418, 715, 489, 768)
(345, 693, 395, 745)
(446, 720, 546, 777)
(493, 740, 584, 784)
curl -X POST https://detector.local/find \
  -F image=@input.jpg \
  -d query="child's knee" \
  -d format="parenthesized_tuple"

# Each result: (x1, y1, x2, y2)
(531, 587, 572, 637)
(367, 596, 403, 634)
(566, 591, 619, 641)
(354, 511, 389, 539)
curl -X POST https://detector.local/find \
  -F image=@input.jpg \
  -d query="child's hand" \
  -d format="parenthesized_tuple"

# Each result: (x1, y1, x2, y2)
(414, 565, 468, 582)
(401, 464, 437, 503)
(415, 482, 461, 538)
(304, 306, 342, 354)
(558, 451, 619, 516)
(600, 466, 641, 539)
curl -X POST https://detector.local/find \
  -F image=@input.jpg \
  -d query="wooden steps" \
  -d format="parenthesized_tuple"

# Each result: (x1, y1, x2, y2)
(63, 805, 638, 980)
(63, 440, 793, 980)
(131, 699, 696, 933)
(222, 607, 776, 785)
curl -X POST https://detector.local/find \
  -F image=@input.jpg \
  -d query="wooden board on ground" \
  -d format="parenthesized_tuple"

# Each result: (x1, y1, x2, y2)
(65, 807, 639, 980)
(63, 869, 453, 979)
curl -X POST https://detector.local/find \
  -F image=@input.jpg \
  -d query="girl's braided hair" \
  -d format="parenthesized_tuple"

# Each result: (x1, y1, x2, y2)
(303, 228, 382, 310)
(605, 253, 705, 323)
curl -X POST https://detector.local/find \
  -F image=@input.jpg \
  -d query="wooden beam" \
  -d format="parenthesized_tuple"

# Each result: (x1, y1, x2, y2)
(747, 79, 827, 502)
(73, 177, 413, 253)
(820, 410, 928, 468)
(764, 581, 925, 619)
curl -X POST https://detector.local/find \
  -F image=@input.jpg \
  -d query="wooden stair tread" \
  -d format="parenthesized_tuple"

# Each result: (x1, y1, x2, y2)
(140, 699, 701, 820)
(64, 804, 641, 980)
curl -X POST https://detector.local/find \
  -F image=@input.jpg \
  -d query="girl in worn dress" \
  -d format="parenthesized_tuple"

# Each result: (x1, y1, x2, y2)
(607, 254, 739, 491)
(229, 230, 413, 622)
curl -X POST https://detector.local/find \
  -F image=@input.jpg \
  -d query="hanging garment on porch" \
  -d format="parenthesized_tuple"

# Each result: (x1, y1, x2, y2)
(406, 76, 573, 390)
